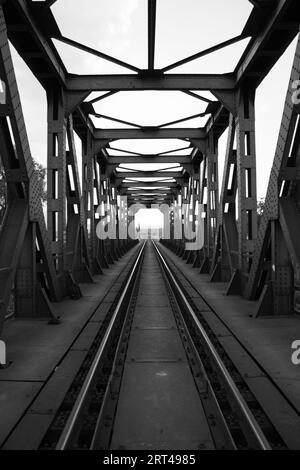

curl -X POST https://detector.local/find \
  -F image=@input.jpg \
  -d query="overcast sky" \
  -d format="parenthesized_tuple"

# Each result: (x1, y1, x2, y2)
(10, 0, 299, 218)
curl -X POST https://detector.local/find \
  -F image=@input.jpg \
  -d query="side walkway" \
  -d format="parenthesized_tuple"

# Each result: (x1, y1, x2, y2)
(159, 243, 300, 448)
(0, 244, 140, 448)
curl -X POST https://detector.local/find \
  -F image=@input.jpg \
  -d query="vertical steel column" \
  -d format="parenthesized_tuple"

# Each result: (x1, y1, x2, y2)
(82, 130, 94, 256)
(95, 159, 109, 268)
(47, 88, 67, 279)
(65, 116, 93, 285)
(199, 134, 219, 273)
(271, 220, 294, 315)
(193, 163, 202, 268)
(206, 131, 219, 266)
(82, 130, 102, 274)
(197, 156, 208, 269)
(101, 172, 114, 264)
(211, 115, 238, 282)
(109, 180, 121, 259)
(182, 175, 192, 260)
(232, 88, 258, 293)
(186, 172, 199, 264)
(178, 181, 188, 257)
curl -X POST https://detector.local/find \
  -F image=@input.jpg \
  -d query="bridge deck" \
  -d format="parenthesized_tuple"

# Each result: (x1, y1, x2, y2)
(109, 244, 214, 450)
(1, 243, 300, 449)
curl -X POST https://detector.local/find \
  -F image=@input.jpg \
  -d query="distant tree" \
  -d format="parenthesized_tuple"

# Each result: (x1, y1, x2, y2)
(33, 161, 47, 203)
(257, 197, 265, 217)
(0, 158, 47, 224)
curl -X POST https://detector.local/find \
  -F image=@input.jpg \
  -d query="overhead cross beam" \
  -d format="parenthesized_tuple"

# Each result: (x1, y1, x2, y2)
(119, 182, 179, 188)
(107, 146, 143, 156)
(104, 145, 193, 157)
(54, 35, 141, 73)
(94, 112, 208, 131)
(157, 146, 192, 155)
(94, 128, 206, 140)
(148, 0, 157, 71)
(94, 113, 142, 128)
(106, 155, 192, 164)
(162, 34, 247, 73)
(181, 91, 214, 104)
(87, 91, 119, 105)
(158, 112, 208, 128)
(67, 74, 236, 92)
(115, 171, 184, 179)
(117, 164, 181, 173)
(125, 189, 172, 193)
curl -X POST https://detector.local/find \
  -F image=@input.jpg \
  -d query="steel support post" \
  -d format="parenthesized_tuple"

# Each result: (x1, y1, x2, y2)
(185, 174, 198, 265)
(271, 220, 294, 315)
(100, 174, 114, 264)
(193, 168, 202, 268)
(182, 176, 192, 261)
(110, 182, 121, 259)
(65, 116, 93, 285)
(47, 88, 67, 279)
(198, 134, 219, 273)
(94, 160, 109, 268)
(178, 183, 188, 257)
(197, 156, 208, 270)
(228, 88, 258, 294)
(82, 130, 102, 275)
(206, 132, 219, 267)
(211, 115, 238, 282)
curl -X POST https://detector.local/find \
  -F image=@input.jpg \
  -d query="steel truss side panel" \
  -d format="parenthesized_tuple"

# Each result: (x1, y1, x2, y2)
(245, 35, 300, 306)
(0, 7, 60, 329)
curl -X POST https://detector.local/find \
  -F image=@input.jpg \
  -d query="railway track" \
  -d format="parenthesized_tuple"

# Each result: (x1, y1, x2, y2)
(37, 241, 288, 450)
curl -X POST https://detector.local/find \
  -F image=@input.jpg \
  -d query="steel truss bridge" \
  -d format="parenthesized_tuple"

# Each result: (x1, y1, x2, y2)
(1, 0, 300, 334)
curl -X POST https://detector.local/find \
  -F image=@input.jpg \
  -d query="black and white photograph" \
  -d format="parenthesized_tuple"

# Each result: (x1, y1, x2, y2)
(0, 0, 300, 459)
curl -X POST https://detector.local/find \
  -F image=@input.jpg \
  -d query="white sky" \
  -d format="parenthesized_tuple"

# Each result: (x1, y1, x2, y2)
(9, 0, 299, 228)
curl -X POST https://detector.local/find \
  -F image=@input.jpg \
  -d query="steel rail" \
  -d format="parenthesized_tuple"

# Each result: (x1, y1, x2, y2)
(56, 242, 146, 450)
(153, 241, 271, 451)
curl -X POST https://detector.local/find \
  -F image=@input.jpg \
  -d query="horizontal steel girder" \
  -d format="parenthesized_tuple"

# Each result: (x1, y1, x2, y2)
(128, 199, 171, 204)
(119, 182, 179, 188)
(94, 128, 206, 140)
(106, 155, 192, 164)
(115, 171, 184, 179)
(123, 188, 173, 193)
(67, 74, 235, 92)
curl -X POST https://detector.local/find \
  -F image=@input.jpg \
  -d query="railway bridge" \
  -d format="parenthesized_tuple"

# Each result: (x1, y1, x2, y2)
(0, 0, 300, 451)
